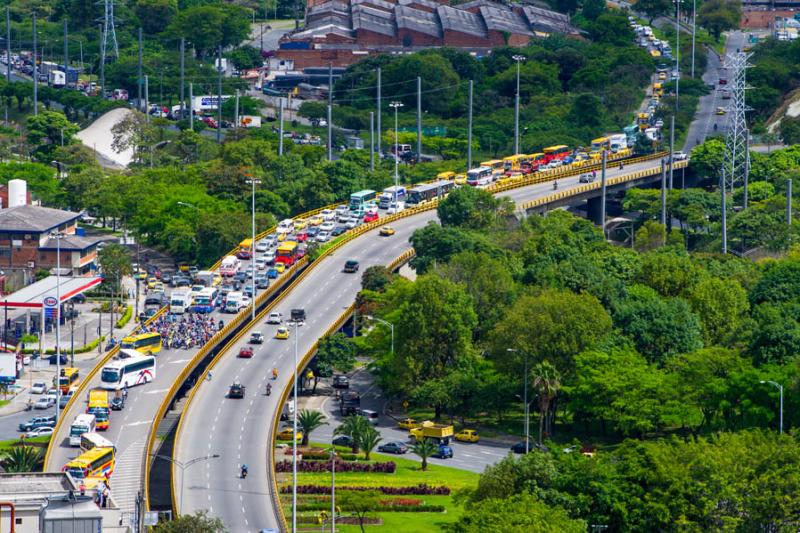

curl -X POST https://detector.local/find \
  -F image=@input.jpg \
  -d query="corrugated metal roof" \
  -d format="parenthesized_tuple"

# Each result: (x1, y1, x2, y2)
(352, 4, 397, 36)
(437, 5, 486, 37)
(397, 0, 441, 11)
(0, 205, 80, 233)
(395, 5, 442, 37)
(352, 0, 396, 12)
(479, 4, 532, 34)
(521, 5, 576, 34)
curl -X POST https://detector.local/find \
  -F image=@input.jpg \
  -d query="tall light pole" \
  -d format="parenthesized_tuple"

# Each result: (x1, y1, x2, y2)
(760, 380, 784, 434)
(151, 453, 219, 513)
(507, 348, 529, 453)
(512, 55, 526, 155)
(365, 315, 393, 354)
(290, 311, 303, 533)
(674, 0, 683, 107)
(245, 175, 261, 322)
(691, 0, 697, 77)
(52, 231, 63, 422)
(389, 101, 403, 206)
(329, 447, 336, 533)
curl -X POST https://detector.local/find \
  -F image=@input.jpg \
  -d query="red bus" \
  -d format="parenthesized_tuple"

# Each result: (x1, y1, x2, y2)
(275, 241, 299, 266)
(543, 145, 571, 163)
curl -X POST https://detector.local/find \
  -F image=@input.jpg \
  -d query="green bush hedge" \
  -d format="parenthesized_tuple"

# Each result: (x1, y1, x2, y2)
(296, 503, 445, 513)
(115, 306, 132, 328)
(22, 336, 104, 355)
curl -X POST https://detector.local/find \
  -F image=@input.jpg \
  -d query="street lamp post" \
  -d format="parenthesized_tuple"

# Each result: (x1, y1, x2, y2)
(290, 311, 304, 533)
(245, 175, 261, 322)
(364, 315, 393, 354)
(69, 301, 75, 367)
(150, 453, 219, 513)
(674, 0, 683, 107)
(329, 447, 336, 533)
(508, 348, 529, 453)
(51, 231, 63, 422)
(389, 101, 403, 207)
(512, 55, 526, 155)
(760, 380, 784, 434)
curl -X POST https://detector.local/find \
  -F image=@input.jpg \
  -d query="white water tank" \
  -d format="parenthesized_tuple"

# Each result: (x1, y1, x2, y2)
(8, 179, 26, 207)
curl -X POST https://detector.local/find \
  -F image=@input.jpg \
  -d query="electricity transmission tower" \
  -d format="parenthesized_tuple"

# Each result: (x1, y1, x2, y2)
(720, 51, 752, 254)
(720, 51, 751, 192)
(98, 0, 119, 65)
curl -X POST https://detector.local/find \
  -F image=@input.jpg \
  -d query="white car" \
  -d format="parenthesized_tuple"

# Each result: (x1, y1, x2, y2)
(547, 160, 563, 169)
(387, 202, 404, 214)
(30, 382, 47, 394)
(33, 397, 52, 410)
(672, 151, 688, 161)
(320, 209, 336, 221)
(255, 258, 268, 270)
(335, 205, 349, 216)
(337, 212, 351, 223)
(276, 219, 294, 234)
(267, 312, 283, 324)
(241, 296, 252, 307)
(320, 221, 335, 232)
(316, 231, 331, 243)
(264, 250, 276, 263)
(45, 389, 59, 403)
(264, 234, 277, 247)
(25, 426, 53, 438)
(345, 218, 359, 229)
(245, 266, 256, 278)
(255, 241, 269, 253)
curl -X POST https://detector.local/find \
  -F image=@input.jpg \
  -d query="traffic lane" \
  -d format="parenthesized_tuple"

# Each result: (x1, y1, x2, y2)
(178, 216, 431, 531)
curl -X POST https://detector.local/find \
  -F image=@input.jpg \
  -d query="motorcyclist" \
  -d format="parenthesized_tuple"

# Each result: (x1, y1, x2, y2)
(218, 319, 224, 330)
(272, 367, 278, 380)
(553, 180, 558, 190)
(266, 383, 272, 396)
(241, 464, 248, 478)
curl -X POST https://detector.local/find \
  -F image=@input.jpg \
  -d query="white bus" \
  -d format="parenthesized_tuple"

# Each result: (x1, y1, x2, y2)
(466, 166, 493, 187)
(100, 353, 156, 390)
(69, 414, 96, 447)
(170, 291, 191, 314)
(80, 432, 115, 453)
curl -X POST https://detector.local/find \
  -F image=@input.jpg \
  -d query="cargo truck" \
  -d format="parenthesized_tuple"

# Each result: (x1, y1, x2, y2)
(408, 420, 454, 444)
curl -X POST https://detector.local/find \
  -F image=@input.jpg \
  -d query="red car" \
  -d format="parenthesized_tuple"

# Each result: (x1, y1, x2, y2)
(202, 116, 218, 129)
(236, 250, 251, 260)
(363, 212, 379, 223)
(295, 231, 308, 242)
(238, 347, 254, 358)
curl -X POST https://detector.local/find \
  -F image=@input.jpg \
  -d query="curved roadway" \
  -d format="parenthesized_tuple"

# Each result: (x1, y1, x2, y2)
(176, 157, 666, 531)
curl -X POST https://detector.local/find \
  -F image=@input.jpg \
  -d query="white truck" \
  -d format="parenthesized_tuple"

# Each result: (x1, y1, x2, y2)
(170, 291, 191, 315)
(239, 115, 262, 128)
(192, 95, 232, 112)
(224, 291, 246, 313)
(49, 70, 66, 88)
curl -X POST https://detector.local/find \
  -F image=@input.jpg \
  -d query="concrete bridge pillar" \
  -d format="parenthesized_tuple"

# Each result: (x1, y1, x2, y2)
(587, 195, 604, 226)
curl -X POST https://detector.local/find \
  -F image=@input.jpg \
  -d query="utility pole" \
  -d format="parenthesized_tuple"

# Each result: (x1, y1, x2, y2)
(376, 67, 381, 155)
(467, 79, 473, 170)
(6, 8, 10, 85)
(63, 19, 68, 84)
(669, 115, 675, 189)
(180, 38, 185, 118)
(601, 150, 607, 237)
(326, 104, 332, 161)
(98, 24, 104, 98)
(278, 99, 284, 156)
(675, 0, 681, 108)
(743, 133, 749, 209)
(144, 75, 149, 123)
(691, 0, 697, 77)
(721, 175, 727, 254)
(327, 63, 333, 107)
(787, 179, 793, 225)
(661, 158, 667, 226)
(32, 13, 37, 116)
(188, 82, 193, 130)
(416, 76, 422, 160)
(369, 112, 374, 171)
(216, 45, 222, 144)
(512, 55, 526, 154)
(137, 28, 143, 112)
(234, 89, 240, 129)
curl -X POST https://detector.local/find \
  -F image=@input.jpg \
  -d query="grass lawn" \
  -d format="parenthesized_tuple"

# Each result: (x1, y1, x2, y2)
(277, 444, 479, 531)
(0, 435, 50, 454)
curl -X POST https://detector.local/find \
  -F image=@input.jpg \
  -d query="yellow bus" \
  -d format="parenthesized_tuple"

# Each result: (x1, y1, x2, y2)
(653, 82, 663, 97)
(120, 332, 162, 354)
(480, 159, 505, 176)
(502, 154, 527, 174)
(637, 113, 650, 130)
(87, 389, 110, 430)
(436, 171, 455, 181)
(58, 367, 80, 394)
(62, 446, 115, 488)
(237, 238, 253, 259)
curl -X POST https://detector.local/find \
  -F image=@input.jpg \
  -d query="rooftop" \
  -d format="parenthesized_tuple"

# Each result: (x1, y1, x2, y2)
(480, 4, 532, 34)
(352, 4, 397, 36)
(0, 205, 80, 233)
(41, 234, 102, 251)
(395, 5, 442, 37)
(0, 275, 102, 308)
(0, 472, 77, 498)
(437, 5, 487, 37)
(397, 0, 442, 10)
(352, 0, 396, 11)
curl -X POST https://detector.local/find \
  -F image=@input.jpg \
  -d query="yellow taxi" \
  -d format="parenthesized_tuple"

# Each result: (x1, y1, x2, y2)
(277, 428, 303, 441)
(658, 72, 666, 80)
(212, 274, 222, 286)
(308, 214, 324, 226)
(398, 418, 419, 430)
(294, 218, 307, 230)
(455, 429, 480, 443)
(146, 277, 157, 289)
(508, 172, 524, 182)
(153, 282, 164, 293)
(454, 173, 467, 185)
(379, 226, 396, 237)
(277, 232, 288, 242)
(275, 326, 290, 339)
(716, 106, 726, 115)
(275, 262, 286, 273)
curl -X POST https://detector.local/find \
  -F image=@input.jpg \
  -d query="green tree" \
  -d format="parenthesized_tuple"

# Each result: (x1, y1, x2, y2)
(3, 445, 42, 472)
(153, 510, 226, 532)
(689, 138, 725, 179)
(750, 259, 800, 305)
(634, 220, 667, 251)
(297, 409, 328, 446)
(358, 425, 382, 461)
(135, 0, 177, 34)
(26, 111, 78, 160)
(779, 116, 800, 145)
(333, 415, 370, 454)
(446, 493, 586, 533)
(409, 437, 438, 471)
(688, 277, 749, 345)
(225, 46, 264, 70)
(166, 4, 250, 57)
(98, 243, 132, 290)
(749, 302, 800, 365)
(698, 0, 742, 39)
(313, 333, 356, 392)
(437, 186, 504, 229)
(531, 361, 561, 444)
(361, 265, 394, 292)
(636, 249, 701, 297)
(636, 0, 673, 23)
(336, 491, 381, 533)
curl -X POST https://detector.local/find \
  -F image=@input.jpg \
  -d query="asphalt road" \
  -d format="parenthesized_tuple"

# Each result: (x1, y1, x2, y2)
(683, 31, 748, 153)
(175, 156, 669, 533)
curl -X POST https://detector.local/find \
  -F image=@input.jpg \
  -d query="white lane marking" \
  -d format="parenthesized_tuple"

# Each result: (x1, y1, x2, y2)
(144, 388, 169, 394)
(125, 420, 150, 426)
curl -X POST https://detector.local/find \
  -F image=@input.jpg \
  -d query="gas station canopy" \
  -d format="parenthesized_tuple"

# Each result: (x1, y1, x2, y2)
(0, 276, 102, 309)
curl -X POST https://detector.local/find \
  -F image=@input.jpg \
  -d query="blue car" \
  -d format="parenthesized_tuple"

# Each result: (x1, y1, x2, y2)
(267, 268, 279, 279)
(432, 444, 453, 459)
(244, 286, 254, 297)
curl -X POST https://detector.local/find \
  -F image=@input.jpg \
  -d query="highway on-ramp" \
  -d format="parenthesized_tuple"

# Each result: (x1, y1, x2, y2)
(175, 156, 670, 532)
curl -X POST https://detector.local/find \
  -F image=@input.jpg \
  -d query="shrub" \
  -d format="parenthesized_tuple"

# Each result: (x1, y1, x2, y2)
(380, 498, 423, 506)
(275, 460, 396, 473)
(296, 502, 445, 513)
(115, 306, 132, 328)
(282, 484, 450, 495)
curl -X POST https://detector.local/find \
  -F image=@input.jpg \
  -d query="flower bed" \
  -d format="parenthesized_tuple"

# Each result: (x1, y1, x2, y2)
(281, 483, 451, 496)
(275, 460, 396, 473)
(296, 503, 445, 513)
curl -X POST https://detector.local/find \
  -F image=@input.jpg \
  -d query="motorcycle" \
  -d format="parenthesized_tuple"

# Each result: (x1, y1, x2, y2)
(241, 466, 248, 479)
(266, 384, 272, 396)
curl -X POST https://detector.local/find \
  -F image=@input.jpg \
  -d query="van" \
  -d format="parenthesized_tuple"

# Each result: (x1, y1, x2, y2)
(225, 291, 245, 313)
(360, 409, 379, 426)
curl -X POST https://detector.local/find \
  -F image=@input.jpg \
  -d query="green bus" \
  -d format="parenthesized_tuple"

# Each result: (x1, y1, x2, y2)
(349, 190, 376, 212)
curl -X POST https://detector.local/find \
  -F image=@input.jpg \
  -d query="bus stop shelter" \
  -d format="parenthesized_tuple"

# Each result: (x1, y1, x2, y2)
(0, 276, 102, 347)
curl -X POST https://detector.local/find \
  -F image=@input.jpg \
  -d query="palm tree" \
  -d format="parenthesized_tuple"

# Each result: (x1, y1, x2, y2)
(358, 426, 382, 461)
(409, 438, 438, 471)
(297, 409, 328, 446)
(531, 361, 561, 445)
(4, 445, 42, 472)
(333, 415, 370, 454)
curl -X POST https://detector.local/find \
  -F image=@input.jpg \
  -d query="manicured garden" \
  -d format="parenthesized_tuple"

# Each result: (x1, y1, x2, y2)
(276, 443, 479, 531)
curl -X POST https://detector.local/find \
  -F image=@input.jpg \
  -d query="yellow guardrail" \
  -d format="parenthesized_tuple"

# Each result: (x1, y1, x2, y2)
(43, 306, 169, 469)
(269, 248, 416, 530)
